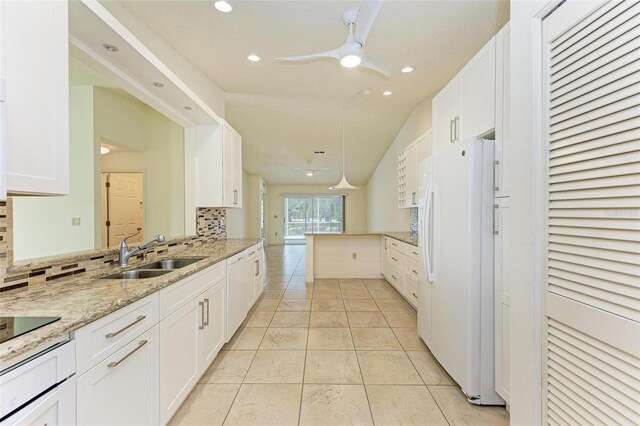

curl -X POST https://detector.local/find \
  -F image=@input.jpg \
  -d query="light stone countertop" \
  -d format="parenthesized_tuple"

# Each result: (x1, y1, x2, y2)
(0, 238, 261, 363)
(305, 231, 418, 247)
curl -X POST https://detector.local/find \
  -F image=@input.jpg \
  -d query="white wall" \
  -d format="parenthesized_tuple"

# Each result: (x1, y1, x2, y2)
(266, 184, 368, 245)
(366, 97, 433, 232)
(12, 87, 96, 260)
(243, 174, 264, 239)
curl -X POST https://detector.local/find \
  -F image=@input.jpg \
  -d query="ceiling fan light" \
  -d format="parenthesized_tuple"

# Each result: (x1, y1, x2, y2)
(213, 1, 233, 12)
(340, 54, 362, 68)
(306, 171, 314, 177)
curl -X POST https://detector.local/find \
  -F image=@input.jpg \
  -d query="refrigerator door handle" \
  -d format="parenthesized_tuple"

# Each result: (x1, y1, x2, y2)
(424, 185, 435, 282)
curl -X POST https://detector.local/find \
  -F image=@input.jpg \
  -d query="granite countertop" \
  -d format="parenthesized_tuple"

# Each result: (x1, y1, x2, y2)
(0, 238, 261, 363)
(305, 231, 418, 247)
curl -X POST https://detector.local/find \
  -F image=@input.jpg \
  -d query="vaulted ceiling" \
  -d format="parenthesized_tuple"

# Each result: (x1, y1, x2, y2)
(119, 0, 509, 184)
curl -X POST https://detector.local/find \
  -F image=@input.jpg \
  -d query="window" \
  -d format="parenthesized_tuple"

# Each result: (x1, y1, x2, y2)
(283, 195, 344, 242)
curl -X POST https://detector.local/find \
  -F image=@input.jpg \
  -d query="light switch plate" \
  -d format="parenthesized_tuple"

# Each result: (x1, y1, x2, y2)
(72, 217, 81, 226)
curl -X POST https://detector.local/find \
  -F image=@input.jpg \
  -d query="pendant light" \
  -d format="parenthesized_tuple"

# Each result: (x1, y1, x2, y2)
(330, 117, 358, 190)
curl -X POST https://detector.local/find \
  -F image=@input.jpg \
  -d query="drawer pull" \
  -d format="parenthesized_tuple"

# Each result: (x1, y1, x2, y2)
(412, 251, 418, 256)
(411, 292, 417, 299)
(108, 340, 148, 368)
(199, 301, 205, 329)
(391, 275, 398, 280)
(391, 257, 398, 262)
(392, 242, 398, 247)
(105, 315, 146, 338)
(204, 298, 210, 326)
(248, 251, 256, 255)
(412, 269, 418, 275)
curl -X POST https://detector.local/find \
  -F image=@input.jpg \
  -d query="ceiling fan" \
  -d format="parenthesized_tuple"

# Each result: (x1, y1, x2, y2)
(275, 0, 391, 78)
(294, 163, 329, 177)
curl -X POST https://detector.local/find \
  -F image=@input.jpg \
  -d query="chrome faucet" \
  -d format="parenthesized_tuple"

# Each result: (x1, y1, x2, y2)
(118, 230, 166, 267)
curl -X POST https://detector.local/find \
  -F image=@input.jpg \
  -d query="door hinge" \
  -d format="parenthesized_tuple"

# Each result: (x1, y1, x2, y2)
(105, 182, 111, 188)
(106, 220, 111, 227)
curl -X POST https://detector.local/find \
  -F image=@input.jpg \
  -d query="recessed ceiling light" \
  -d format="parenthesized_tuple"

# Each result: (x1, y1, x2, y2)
(382, 90, 392, 96)
(102, 43, 119, 52)
(306, 171, 314, 177)
(100, 145, 110, 155)
(184, 106, 192, 110)
(213, 1, 233, 13)
(152, 82, 164, 88)
(360, 89, 371, 96)
(401, 66, 415, 73)
(247, 54, 261, 62)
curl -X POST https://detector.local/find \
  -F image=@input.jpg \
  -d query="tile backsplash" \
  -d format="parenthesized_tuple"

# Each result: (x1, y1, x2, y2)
(409, 207, 418, 239)
(0, 201, 227, 291)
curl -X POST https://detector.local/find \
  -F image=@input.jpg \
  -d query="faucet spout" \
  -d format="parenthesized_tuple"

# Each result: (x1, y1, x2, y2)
(118, 233, 166, 267)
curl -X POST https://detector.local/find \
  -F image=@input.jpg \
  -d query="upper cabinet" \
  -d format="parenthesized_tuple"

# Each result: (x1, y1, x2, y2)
(494, 24, 510, 198)
(2, 0, 69, 195)
(195, 120, 243, 208)
(398, 132, 428, 209)
(433, 36, 497, 151)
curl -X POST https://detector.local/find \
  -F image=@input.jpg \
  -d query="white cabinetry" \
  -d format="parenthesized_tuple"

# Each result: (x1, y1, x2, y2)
(227, 250, 249, 339)
(77, 325, 160, 426)
(246, 242, 264, 309)
(382, 236, 419, 308)
(397, 133, 428, 208)
(195, 120, 243, 208)
(494, 24, 511, 199)
(200, 280, 226, 370)
(433, 36, 496, 151)
(2, 0, 69, 195)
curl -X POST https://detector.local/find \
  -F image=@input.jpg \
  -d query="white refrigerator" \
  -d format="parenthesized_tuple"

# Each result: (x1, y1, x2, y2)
(418, 137, 504, 405)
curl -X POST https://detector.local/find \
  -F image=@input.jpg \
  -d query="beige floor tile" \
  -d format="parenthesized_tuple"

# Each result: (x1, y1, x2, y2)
(270, 311, 310, 327)
(428, 385, 509, 425)
(288, 275, 307, 282)
(310, 311, 349, 327)
(347, 312, 389, 328)
(224, 384, 302, 426)
(344, 299, 380, 312)
(342, 289, 373, 300)
(313, 288, 342, 299)
(244, 350, 306, 383)
(311, 299, 345, 312)
(304, 351, 362, 384)
(223, 327, 267, 350)
(264, 281, 288, 289)
(307, 328, 354, 350)
(357, 351, 423, 384)
(367, 385, 448, 426)
(393, 328, 428, 350)
(261, 289, 284, 299)
(363, 279, 392, 290)
(314, 278, 339, 286)
(287, 281, 314, 290)
(406, 351, 455, 385)
(299, 385, 373, 426)
(383, 311, 418, 327)
(376, 299, 414, 312)
(351, 328, 402, 350)
(277, 299, 312, 312)
(283, 288, 313, 299)
(369, 289, 402, 300)
(251, 298, 280, 312)
(339, 281, 366, 290)
(242, 311, 274, 327)
(168, 384, 239, 426)
(200, 350, 256, 384)
(259, 328, 308, 350)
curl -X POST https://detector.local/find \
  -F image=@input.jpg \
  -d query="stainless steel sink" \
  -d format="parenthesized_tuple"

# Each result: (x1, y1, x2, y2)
(136, 257, 206, 270)
(102, 270, 173, 280)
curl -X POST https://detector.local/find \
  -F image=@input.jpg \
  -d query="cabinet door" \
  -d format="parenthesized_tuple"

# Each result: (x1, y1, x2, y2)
(494, 196, 510, 403)
(459, 37, 496, 140)
(4, 0, 68, 195)
(494, 24, 510, 198)
(200, 280, 226, 373)
(222, 122, 235, 207)
(227, 254, 249, 339)
(254, 254, 264, 301)
(232, 129, 243, 208)
(77, 325, 159, 426)
(405, 141, 419, 207)
(159, 298, 201, 424)
(432, 79, 460, 152)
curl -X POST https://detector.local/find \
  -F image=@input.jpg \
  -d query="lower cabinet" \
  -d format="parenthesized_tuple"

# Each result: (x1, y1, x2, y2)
(76, 325, 160, 426)
(382, 237, 419, 309)
(200, 280, 226, 372)
(227, 251, 249, 339)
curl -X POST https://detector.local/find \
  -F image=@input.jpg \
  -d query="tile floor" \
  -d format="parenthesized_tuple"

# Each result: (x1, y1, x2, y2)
(169, 244, 509, 426)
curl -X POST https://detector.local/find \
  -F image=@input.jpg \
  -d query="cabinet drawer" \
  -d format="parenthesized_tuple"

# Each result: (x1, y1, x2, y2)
(75, 293, 158, 376)
(405, 258, 420, 280)
(386, 265, 404, 293)
(386, 248, 405, 271)
(404, 277, 418, 308)
(406, 245, 419, 263)
(159, 262, 225, 319)
(385, 237, 405, 254)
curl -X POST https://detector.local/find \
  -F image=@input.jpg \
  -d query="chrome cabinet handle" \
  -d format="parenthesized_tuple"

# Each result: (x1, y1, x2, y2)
(412, 269, 418, 275)
(233, 189, 238, 205)
(391, 257, 398, 262)
(494, 204, 499, 235)
(248, 251, 256, 255)
(199, 301, 205, 329)
(108, 340, 148, 368)
(391, 242, 397, 247)
(494, 160, 500, 191)
(105, 315, 146, 338)
(391, 274, 398, 280)
(204, 299, 210, 326)
(255, 259, 259, 277)
(455, 117, 460, 141)
(412, 251, 418, 256)
(450, 119, 455, 143)
(412, 292, 417, 299)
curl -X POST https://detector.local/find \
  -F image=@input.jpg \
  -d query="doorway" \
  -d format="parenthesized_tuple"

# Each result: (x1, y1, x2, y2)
(283, 195, 344, 244)
(101, 172, 144, 247)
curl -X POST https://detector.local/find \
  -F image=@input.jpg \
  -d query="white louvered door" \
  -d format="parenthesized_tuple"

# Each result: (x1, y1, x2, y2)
(542, 1, 640, 424)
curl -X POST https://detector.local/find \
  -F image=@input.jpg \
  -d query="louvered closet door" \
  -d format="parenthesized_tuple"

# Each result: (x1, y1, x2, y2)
(543, 1, 640, 424)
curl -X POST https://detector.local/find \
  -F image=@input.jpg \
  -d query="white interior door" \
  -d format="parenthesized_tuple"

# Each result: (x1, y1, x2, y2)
(542, 1, 640, 423)
(105, 173, 144, 246)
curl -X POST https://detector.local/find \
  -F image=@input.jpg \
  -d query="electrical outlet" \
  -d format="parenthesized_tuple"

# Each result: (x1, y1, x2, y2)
(275, 232, 278, 236)
(71, 217, 81, 226)
(352, 252, 357, 260)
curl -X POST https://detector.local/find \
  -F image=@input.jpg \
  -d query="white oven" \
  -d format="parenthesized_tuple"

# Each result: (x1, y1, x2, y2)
(0, 341, 76, 426)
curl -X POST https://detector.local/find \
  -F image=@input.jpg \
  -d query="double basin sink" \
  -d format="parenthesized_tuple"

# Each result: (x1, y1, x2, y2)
(103, 257, 206, 280)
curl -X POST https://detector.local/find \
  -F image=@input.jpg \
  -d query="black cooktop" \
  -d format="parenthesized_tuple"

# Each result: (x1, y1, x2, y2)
(0, 316, 61, 344)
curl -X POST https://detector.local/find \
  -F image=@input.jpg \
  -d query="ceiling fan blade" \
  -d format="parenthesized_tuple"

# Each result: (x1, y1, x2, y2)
(354, 0, 383, 45)
(361, 55, 391, 78)
(275, 48, 341, 62)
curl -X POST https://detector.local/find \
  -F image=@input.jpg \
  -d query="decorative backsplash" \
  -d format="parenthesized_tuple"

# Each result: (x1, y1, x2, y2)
(410, 207, 418, 239)
(0, 201, 227, 291)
